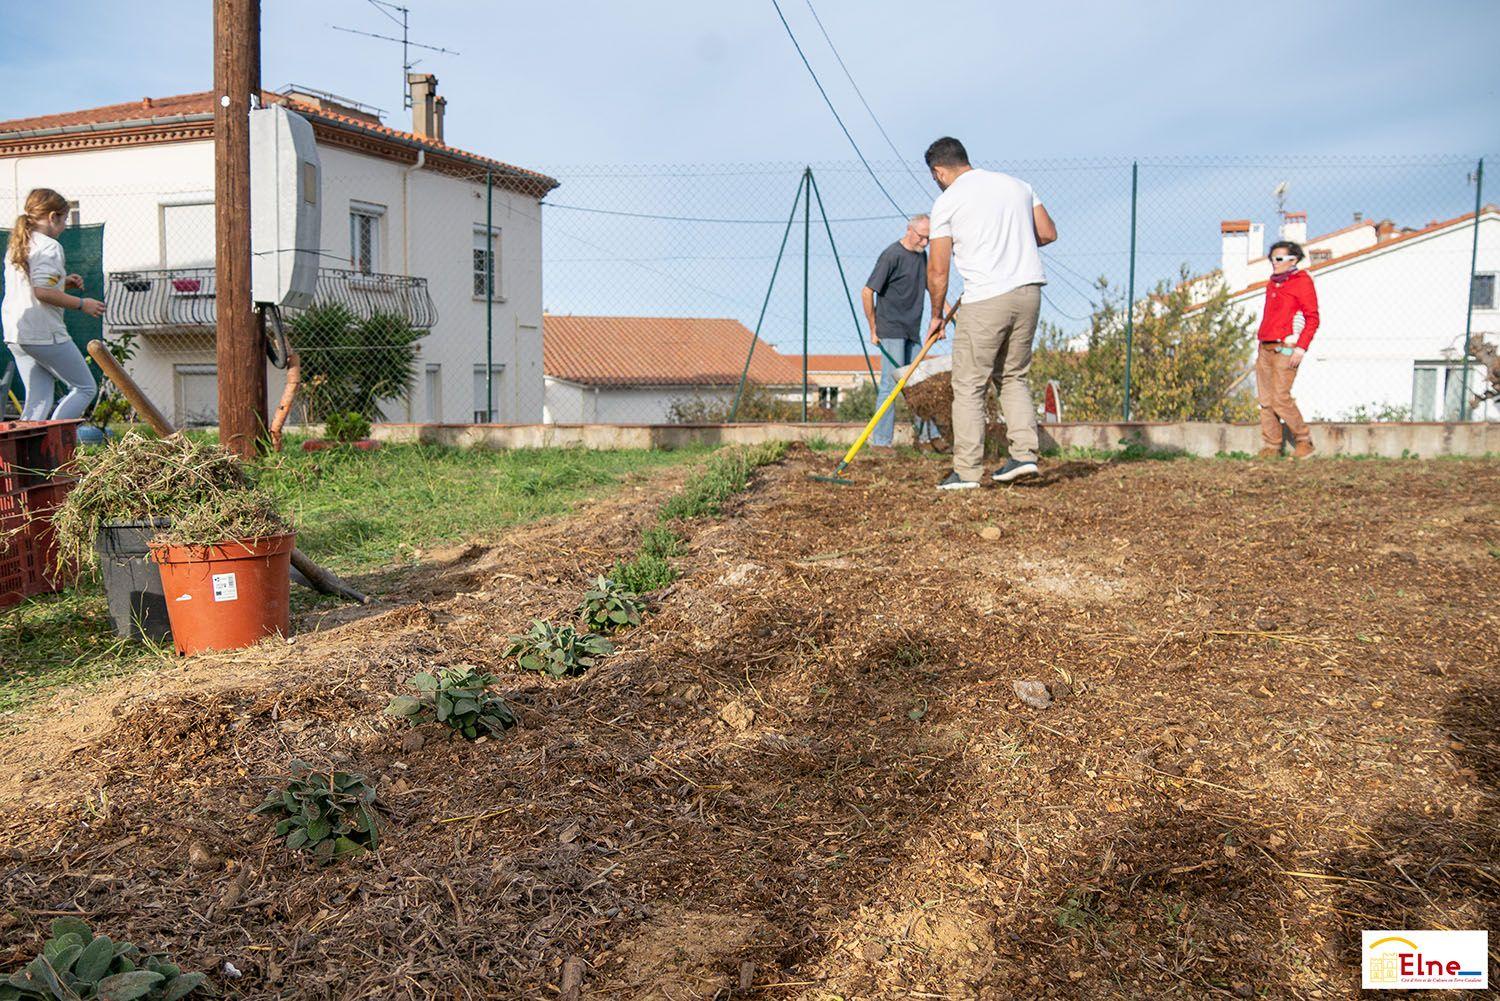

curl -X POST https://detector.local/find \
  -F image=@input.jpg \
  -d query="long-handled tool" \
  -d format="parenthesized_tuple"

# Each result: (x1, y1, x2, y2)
(812, 297, 961, 485)
(86, 340, 370, 604)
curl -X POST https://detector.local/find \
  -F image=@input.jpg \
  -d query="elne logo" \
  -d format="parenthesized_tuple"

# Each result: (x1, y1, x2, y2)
(1362, 930, 1488, 990)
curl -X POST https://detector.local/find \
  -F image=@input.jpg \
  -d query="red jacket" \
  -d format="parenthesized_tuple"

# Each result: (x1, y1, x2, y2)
(1258, 269, 1320, 350)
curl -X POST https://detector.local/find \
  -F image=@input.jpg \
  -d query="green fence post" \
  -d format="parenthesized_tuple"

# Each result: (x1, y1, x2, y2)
(1123, 160, 1138, 422)
(808, 171, 885, 385)
(802, 166, 811, 422)
(485, 169, 494, 423)
(1459, 157, 1484, 423)
(731, 172, 807, 422)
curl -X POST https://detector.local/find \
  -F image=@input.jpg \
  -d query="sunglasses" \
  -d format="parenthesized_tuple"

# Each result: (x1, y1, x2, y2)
(1270, 255, 1297, 263)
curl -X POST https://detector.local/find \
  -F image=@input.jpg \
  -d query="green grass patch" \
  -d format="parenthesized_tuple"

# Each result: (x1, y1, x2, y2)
(2, 442, 708, 722)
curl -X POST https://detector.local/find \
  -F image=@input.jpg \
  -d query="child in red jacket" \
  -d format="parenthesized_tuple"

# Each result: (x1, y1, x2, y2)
(1256, 240, 1320, 458)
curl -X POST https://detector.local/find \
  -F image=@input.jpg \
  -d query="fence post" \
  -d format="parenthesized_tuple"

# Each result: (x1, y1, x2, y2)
(731, 171, 806, 422)
(1122, 160, 1138, 422)
(485, 169, 494, 423)
(807, 171, 884, 385)
(802, 166, 811, 422)
(1459, 157, 1484, 422)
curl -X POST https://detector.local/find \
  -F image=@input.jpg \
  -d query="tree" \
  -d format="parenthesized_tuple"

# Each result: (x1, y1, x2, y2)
(290, 304, 423, 422)
(1032, 268, 1259, 422)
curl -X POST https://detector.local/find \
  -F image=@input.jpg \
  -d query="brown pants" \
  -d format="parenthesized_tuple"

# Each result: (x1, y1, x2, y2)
(950, 285, 1043, 480)
(1255, 343, 1310, 447)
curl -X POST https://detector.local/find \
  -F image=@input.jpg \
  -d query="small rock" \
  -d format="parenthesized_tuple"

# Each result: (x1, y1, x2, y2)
(1232, 985, 1254, 999)
(719, 701, 756, 732)
(1046, 680, 1073, 700)
(979, 526, 1002, 541)
(1012, 680, 1052, 710)
(401, 731, 426, 753)
(187, 840, 218, 871)
(860, 941, 887, 963)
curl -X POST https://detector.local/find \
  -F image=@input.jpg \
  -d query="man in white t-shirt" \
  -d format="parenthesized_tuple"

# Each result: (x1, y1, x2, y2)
(924, 137, 1057, 490)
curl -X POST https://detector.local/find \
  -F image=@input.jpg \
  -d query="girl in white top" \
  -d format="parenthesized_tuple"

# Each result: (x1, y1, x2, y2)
(3, 188, 102, 421)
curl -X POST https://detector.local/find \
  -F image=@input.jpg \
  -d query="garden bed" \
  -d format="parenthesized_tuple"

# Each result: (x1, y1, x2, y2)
(0, 446, 1495, 999)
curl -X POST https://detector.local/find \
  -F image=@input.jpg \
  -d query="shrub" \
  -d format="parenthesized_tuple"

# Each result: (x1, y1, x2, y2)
(610, 552, 676, 592)
(0, 916, 207, 1001)
(252, 760, 381, 862)
(291, 304, 422, 422)
(577, 576, 646, 633)
(385, 666, 516, 740)
(638, 525, 685, 559)
(504, 620, 612, 678)
(324, 411, 372, 443)
(660, 443, 786, 521)
(835, 379, 878, 421)
(1337, 402, 1412, 422)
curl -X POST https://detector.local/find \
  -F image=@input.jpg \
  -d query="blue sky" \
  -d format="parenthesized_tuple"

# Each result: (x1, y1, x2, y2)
(3, 1, 1497, 354)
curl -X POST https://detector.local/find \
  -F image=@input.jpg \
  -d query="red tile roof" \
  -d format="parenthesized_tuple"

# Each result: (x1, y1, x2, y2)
(542, 316, 804, 388)
(803, 354, 882, 373)
(0, 90, 557, 195)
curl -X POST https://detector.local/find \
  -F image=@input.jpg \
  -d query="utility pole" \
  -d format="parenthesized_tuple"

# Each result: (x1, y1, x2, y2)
(214, 0, 264, 458)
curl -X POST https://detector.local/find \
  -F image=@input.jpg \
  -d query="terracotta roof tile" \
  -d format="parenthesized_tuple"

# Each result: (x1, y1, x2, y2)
(542, 316, 803, 388)
(803, 354, 882, 373)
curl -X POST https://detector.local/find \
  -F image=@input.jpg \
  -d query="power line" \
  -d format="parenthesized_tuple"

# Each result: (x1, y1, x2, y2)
(542, 200, 901, 225)
(768, 0, 908, 217)
(801, 0, 929, 204)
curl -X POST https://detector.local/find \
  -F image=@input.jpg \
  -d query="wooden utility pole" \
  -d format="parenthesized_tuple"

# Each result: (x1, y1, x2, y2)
(214, 0, 265, 458)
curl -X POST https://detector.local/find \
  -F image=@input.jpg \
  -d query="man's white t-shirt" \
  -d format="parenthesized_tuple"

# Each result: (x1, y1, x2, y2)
(929, 168, 1046, 304)
(2, 232, 70, 346)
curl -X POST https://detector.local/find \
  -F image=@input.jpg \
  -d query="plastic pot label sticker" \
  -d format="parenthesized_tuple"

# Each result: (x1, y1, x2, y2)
(212, 573, 239, 602)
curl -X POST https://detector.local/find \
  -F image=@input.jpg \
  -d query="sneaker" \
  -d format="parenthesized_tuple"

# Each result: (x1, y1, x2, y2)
(1292, 441, 1315, 460)
(936, 471, 980, 491)
(991, 458, 1040, 483)
(1257, 446, 1282, 459)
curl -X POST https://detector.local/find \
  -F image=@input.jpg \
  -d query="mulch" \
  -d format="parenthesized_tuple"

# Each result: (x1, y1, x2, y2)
(1, 446, 1496, 999)
(903, 372, 1009, 458)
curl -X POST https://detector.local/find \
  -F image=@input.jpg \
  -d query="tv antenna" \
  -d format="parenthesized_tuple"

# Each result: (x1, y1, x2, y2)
(1273, 180, 1289, 219)
(332, 0, 460, 110)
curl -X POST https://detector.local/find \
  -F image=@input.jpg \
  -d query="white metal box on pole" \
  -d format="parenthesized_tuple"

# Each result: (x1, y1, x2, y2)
(250, 105, 320, 308)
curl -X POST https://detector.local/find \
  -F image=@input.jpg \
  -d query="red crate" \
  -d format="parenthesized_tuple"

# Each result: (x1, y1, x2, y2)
(0, 420, 80, 494)
(0, 477, 78, 609)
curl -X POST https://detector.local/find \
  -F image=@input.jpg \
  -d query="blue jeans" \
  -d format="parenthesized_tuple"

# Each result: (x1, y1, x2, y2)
(11, 339, 97, 421)
(871, 338, 937, 447)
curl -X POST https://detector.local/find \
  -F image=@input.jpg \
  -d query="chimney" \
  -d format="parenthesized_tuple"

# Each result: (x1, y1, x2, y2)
(408, 72, 438, 139)
(1220, 220, 1265, 290)
(433, 95, 446, 144)
(1280, 211, 1307, 245)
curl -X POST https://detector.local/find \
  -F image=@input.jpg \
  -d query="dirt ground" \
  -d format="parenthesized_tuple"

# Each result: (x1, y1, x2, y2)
(1, 446, 1496, 1000)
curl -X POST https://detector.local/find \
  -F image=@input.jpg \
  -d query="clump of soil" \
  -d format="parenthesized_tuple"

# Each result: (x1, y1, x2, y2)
(902, 371, 1009, 458)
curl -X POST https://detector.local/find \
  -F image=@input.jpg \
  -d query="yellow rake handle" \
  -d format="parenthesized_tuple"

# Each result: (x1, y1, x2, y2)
(834, 298, 961, 473)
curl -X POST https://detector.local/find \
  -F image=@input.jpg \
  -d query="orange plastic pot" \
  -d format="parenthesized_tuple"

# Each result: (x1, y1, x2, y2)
(148, 533, 296, 655)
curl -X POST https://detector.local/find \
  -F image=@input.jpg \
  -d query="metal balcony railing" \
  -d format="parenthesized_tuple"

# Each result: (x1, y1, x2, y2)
(105, 266, 439, 330)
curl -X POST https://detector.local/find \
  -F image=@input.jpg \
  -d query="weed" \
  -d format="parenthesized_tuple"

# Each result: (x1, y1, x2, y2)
(252, 761, 381, 862)
(385, 666, 516, 740)
(660, 442, 787, 521)
(0, 917, 208, 1000)
(1054, 892, 1107, 932)
(1215, 450, 1254, 460)
(504, 620, 613, 678)
(611, 552, 676, 592)
(577, 576, 647, 633)
(323, 411, 372, 444)
(638, 525, 686, 559)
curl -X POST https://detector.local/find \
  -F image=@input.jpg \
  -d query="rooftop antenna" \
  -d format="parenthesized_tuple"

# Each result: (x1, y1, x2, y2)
(331, 0, 460, 110)
(1273, 180, 1289, 220)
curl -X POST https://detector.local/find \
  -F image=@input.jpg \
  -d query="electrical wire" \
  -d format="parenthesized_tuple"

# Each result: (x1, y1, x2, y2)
(768, 0, 909, 217)
(542, 201, 899, 225)
(801, 0, 930, 204)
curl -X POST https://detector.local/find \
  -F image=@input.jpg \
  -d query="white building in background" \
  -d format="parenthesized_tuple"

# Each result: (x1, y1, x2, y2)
(0, 77, 555, 425)
(1204, 206, 1500, 421)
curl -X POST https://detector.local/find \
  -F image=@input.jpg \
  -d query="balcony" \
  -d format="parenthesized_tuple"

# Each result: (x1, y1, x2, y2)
(105, 267, 439, 331)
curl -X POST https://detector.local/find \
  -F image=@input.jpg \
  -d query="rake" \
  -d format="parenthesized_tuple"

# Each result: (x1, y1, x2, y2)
(811, 297, 961, 485)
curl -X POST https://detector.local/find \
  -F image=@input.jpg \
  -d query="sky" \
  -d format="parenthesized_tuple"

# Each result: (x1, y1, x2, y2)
(2, 1, 1497, 355)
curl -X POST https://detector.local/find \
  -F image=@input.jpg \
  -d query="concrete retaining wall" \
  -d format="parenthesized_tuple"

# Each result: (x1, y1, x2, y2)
(370, 420, 1498, 458)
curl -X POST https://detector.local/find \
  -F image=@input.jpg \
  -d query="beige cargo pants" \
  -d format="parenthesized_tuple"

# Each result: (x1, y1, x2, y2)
(950, 284, 1042, 481)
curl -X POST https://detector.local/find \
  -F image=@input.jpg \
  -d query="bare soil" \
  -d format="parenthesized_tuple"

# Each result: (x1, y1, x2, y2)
(1, 447, 1496, 1000)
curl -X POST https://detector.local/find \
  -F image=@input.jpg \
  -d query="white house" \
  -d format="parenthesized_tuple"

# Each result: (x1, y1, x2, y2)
(0, 77, 556, 425)
(1204, 206, 1500, 421)
(541, 315, 803, 423)
(799, 354, 883, 411)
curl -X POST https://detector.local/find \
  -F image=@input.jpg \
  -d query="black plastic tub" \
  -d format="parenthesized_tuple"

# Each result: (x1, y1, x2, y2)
(95, 520, 172, 642)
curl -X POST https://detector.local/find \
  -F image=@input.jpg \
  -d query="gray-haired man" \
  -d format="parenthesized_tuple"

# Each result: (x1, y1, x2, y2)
(862, 214, 929, 447)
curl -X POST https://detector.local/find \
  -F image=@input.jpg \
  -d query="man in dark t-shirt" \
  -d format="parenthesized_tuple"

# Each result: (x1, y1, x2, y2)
(862, 214, 932, 447)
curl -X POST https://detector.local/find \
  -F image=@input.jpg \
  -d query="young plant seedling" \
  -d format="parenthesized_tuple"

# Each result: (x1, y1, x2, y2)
(0, 916, 208, 1001)
(577, 576, 647, 633)
(504, 619, 612, 678)
(385, 665, 517, 740)
(252, 760, 381, 862)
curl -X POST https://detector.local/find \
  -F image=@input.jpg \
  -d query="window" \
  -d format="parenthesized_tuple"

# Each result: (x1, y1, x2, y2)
(350, 203, 384, 274)
(425, 364, 442, 423)
(473, 364, 505, 422)
(818, 386, 840, 408)
(1472, 273, 1496, 310)
(473, 226, 501, 299)
(1412, 360, 1477, 421)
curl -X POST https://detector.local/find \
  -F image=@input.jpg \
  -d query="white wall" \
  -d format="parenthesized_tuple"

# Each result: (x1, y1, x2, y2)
(543, 379, 744, 424)
(2, 132, 547, 425)
(1227, 214, 1500, 421)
